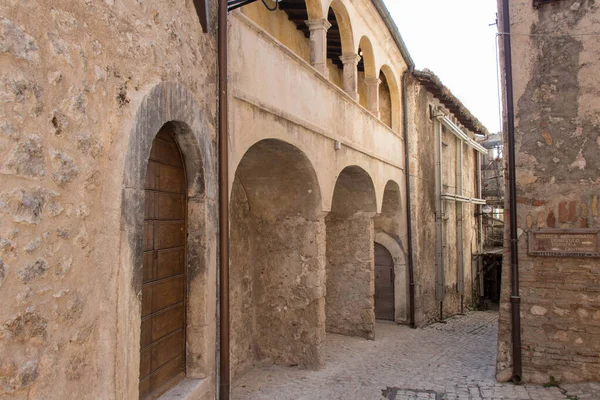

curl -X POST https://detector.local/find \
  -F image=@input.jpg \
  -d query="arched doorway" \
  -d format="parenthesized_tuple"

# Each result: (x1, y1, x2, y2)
(374, 243, 395, 321)
(140, 126, 187, 399)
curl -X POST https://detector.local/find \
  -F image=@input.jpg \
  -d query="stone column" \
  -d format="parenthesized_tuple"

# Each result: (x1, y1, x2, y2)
(306, 19, 332, 78)
(340, 53, 361, 101)
(325, 213, 375, 340)
(365, 77, 381, 117)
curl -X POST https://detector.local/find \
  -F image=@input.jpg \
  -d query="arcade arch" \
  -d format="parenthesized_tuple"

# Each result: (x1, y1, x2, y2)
(230, 139, 326, 377)
(326, 166, 377, 340)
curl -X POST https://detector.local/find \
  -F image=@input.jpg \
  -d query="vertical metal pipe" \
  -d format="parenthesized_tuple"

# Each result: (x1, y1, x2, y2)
(402, 70, 416, 328)
(477, 152, 483, 254)
(477, 152, 484, 304)
(500, 0, 522, 384)
(218, 0, 230, 398)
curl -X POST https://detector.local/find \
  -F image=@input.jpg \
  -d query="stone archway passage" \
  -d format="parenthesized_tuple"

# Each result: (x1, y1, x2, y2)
(326, 166, 377, 339)
(230, 139, 325, 378)
(140, 127, 187, 399)
(374, 243, 395, 321)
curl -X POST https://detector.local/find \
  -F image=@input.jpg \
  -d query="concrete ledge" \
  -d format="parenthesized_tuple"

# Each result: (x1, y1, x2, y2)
(160, 378, 212, 400)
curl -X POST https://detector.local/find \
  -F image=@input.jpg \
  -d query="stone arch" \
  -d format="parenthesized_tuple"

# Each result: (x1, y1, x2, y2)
(357, 36, 378, 112)
(306, 0, 325, 20)
(374, 231, 408, 323)
(230, 138, 326, 377)
(379, 65, 401, 131)
(328, 0, 355, 57)
(117, 82, 217, 399)
(326, 165, 377, 340)
(358, 36, 377, 79)
(377, 180, 402, 235)
(330, 165, 377, 216)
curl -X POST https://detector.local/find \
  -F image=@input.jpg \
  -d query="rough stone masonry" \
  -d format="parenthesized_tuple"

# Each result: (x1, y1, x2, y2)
(496, 0, 600, 384)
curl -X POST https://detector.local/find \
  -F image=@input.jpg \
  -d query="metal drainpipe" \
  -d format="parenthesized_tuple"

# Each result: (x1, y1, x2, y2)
(477, 152, 484, 305)
(434, 113, 445, 320)
(500, 0, 522, 384)
(218, 0, 231, 398)
(457, 138, 464, 314)
(402, 70, 416, 328)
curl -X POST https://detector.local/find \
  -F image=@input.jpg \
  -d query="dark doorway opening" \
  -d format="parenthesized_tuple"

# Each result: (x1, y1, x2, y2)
(374, 243, 395, 321)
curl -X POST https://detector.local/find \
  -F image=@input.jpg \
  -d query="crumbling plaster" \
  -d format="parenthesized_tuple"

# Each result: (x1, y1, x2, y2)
(497, 0, 600, 384)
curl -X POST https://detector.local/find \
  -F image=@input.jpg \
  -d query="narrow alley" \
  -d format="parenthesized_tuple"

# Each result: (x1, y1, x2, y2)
(232, 312, 599, 400)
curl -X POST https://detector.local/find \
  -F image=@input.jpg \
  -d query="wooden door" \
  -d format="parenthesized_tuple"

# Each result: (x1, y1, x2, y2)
(140, 128, 187, 400)
(374, 243, 395, 321)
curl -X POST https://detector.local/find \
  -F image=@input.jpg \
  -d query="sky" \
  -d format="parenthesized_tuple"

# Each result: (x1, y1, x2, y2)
(384, 0, 502, 133)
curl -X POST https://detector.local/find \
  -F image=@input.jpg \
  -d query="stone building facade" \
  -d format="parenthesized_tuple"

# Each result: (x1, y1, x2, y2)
(1, 0, 489, 399)
(496, 0, 600, 384)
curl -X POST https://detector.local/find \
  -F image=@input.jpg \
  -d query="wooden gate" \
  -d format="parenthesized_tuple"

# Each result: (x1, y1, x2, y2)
(374, 243, 395, 321)
(140, 128, 187, 399)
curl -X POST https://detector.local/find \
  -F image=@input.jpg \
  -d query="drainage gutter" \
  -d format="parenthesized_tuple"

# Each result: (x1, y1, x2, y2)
(218, 0, 231, 398)
(500, 0, 522, 384)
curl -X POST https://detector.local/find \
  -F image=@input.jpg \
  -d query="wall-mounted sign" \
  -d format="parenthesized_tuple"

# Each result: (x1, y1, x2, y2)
(528, 229, 600, 258)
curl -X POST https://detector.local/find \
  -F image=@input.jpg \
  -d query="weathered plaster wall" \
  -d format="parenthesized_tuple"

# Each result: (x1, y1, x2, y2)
(407, 80, 479, 327)
(241, 2, 311, 63)
(0, 1, 218, 399)
(229, 12, 407, 214)
(241, 3, 345, 91)
(497, 0, 600, 384)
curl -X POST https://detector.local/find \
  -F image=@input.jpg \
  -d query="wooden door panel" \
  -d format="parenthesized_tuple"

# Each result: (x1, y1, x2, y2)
(374, 243, 395, 321)
(158, 193, 185, 220)
(143, 223, 154, 251)
(141, 129, 187, 399)
(153, 139, 183, 167)
(150, 304, 184, 347)
(155, 221, 185, 249)
(143, 253, 154, 284)
(150, 331, 184, 372)
(147, 355, 184, 397)
(156, 249, 184, 280)
(150, 277, 185, 313)
(145, 191, 157, 219)
(159, 165, 185, 194)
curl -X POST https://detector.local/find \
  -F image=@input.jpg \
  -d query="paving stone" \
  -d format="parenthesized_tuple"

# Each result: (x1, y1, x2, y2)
(232, 311, 596, 400)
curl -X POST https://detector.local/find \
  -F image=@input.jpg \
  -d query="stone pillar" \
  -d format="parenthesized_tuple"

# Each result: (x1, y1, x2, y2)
(365, 77, 381, 117)
(340, 53, 361, 101)
(306, 19, 331, 78)
(254, 216, 326, 369)
(325, 213, 375, 340)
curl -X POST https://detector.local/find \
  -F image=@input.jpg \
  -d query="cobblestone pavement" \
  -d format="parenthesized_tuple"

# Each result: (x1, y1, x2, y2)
(232, 311, 600, 400)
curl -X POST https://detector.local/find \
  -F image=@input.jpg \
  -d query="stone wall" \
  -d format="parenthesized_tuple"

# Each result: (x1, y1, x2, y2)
(496, 0, 600, 384)
(326, 215, 375, 339)
(407, 79, 479, 327)
(0, 0, 218, 399)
